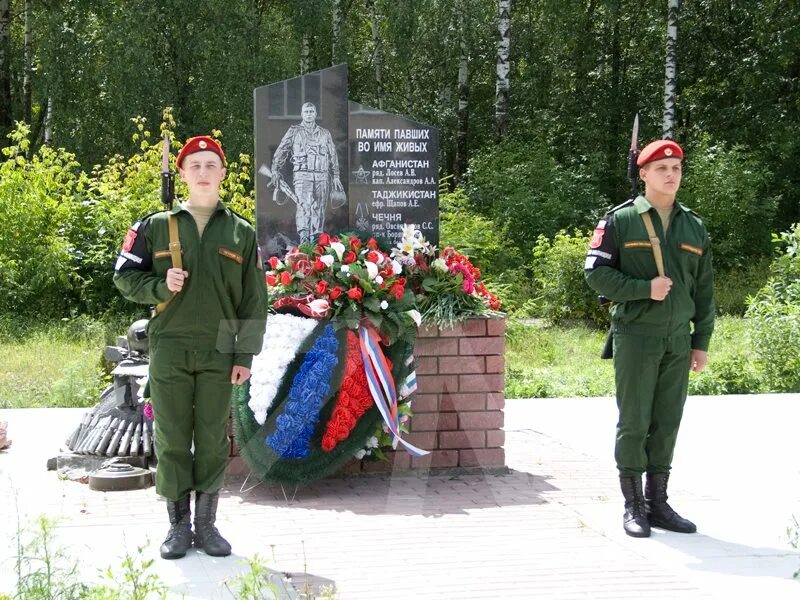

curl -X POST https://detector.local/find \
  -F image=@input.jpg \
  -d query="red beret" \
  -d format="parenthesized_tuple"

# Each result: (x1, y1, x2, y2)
(637, 139, 684, 166)
(176, 136, 226, 168)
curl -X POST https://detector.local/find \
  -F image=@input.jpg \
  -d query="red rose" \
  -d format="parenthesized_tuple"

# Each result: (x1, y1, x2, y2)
(331, 236, 340, 243)
(349, 237, 362, 252)
(266, 274, 277, 286)
(380, 265, 393, 279)
(388, 283, 404, 300)
(316, 280, 328, 295)
(315, 245, 325, 255)
(329, 286, 343, 300)
(367, 237, 378, 250)
(367, 251, 381, 264)
(268, 256, 280, 269)
(347, 286, 363, 302)
(343, 251, 357, 264)
(314, 257, 326, 271)
(318, 233, 331, 246)
(280, 271, 292, 286)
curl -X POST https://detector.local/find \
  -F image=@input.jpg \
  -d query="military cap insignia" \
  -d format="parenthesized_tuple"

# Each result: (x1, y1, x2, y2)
(199, 140, 207, 149)
(664, 147, 673, 156)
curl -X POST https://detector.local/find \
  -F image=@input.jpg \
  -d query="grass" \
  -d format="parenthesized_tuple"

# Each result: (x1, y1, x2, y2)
(0, 314, 130, 409)
(505, 315, 754, 398)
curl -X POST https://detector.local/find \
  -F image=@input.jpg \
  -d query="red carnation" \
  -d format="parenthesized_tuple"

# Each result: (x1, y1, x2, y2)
(266, 274, 277, 286)
(367, 237, 378, 250)
(329, 286, 343, 300)
(268, 256, 280, 269)
(350, 237, 362, 252)
(343, 251, 357, 264)
(280, 271, 292, 286)
(316, 280, 328, 295)
(347, 286, 363, 302)
(318, 233, 331, 246)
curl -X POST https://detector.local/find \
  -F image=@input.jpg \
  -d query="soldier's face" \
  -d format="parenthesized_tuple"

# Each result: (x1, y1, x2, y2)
(180, 151, 226, 200)
(302, 105, 317, 124)
(640, 158, 682, 197)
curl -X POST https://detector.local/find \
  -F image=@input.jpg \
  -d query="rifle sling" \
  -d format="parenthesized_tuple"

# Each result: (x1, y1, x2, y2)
(640, 211, 665, 277)
(152, 214, 182, 317)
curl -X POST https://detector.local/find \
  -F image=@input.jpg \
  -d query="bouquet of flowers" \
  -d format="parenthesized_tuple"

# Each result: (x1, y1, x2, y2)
(390, 225, 502, 327)
(265, 232, 420, 344)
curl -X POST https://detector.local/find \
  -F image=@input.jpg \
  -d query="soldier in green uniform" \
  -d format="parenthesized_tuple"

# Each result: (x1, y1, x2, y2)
(114, 136, 268, 558)
(585, 139, 714, 538)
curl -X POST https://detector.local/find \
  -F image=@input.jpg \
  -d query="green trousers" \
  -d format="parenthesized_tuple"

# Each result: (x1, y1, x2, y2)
(149, 346, 233, 501)
(613, 333, 691, 477)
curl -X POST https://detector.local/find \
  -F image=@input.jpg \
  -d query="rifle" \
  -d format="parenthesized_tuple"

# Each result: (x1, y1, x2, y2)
(161, 133, 175, 209)
(601, 113, 640, 360)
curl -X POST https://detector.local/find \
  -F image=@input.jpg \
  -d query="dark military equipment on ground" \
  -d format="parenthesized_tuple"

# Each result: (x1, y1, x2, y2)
(65, 319, 154, 459)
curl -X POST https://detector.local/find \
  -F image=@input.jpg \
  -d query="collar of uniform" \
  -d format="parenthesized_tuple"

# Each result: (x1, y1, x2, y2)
(170, 200, 228, 215)
(634, 194, 688, 215)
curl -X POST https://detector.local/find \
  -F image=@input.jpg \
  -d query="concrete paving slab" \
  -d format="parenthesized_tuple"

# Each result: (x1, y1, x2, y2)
(1, 396, 799, 599)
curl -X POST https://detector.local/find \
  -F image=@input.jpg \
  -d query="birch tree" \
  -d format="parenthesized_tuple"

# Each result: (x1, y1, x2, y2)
(454, 6, 469, 180)
(332, 0, 345, 65)
(662, 0, 679, 139)
(367, 0, 383, 109)
(494, 0, 510, 138)
(23, 0, 32, 126)
(0, 0, 10, 134)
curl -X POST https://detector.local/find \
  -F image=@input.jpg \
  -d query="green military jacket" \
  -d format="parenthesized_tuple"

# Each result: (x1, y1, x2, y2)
(584, 195, 715, 351)
(113, 201, 268, 368)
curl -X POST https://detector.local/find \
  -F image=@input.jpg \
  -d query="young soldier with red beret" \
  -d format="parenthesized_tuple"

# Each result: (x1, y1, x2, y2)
(114, 136, 267, 558)
(585, 140, 715, 538)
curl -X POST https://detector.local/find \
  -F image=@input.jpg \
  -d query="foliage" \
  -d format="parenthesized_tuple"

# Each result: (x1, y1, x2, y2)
(86, 543, 168, 600)
(529, 230, 608, 327)
(745, 223, 800, 392)
(713, 258, 771, 316)
(679, 135, 778, 269)
(465, 137, 608, 257)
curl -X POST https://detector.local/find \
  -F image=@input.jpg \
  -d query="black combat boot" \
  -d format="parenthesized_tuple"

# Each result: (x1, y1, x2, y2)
(645, 472, 697, 533)
(193, 491, 232, 557)
(620, 475, 651, 538)
(160, 495, 193, 559)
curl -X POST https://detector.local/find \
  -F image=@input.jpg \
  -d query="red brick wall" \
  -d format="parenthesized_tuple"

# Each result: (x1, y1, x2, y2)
(229, 316, 506, 476)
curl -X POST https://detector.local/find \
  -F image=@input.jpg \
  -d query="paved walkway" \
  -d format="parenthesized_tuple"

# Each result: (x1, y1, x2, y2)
(1, 395, 799, 599)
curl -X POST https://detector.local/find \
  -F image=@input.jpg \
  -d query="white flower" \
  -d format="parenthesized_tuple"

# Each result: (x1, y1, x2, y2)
(354, 449, 367, 459)
(380, 300, 388, 310)
(401, 223, 417, 238)
(308, 298, 330, 317)
(340, 265, 350, 273)
(366, 436, 379, 448)
(406, 309, 422, 326)
(375, 275, 384, 285)
(330, 241, 345, 260)
(391, 259, 402, 274)
(365, 261, 379, 280)
(320, 255, 334, 267)
(432, 258, 448, 273)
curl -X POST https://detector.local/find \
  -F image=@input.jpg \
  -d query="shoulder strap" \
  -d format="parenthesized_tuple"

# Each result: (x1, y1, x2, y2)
(152, 214, 182, 317)
(640, 212, 665, 277)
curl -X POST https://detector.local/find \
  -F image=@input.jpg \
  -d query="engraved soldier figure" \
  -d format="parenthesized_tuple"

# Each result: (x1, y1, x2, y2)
(269, 102, 344, 243)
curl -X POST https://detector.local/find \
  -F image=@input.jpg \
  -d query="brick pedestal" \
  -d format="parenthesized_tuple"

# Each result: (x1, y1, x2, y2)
(228, 316, 506, 477)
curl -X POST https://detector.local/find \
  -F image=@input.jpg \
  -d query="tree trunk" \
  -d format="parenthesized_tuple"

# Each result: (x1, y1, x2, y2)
(454, 11, 469, 181)
(367, 0, 383, 109)
(662, 0, 679, 139)
(23, 0, 32, 127)
(300, 32, 311, 74)
(0, 0, 11, 134)
(494, 0, 511, 139)
(332, 0, 345, 65)
(44, 95, 52, 144)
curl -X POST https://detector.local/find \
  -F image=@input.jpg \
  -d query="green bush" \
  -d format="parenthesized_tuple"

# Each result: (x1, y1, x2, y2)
(745, 223, 800, 392)
(465, 137, 608, 256)
(688, 353, 763, 395)
(680, 136, 778, 270)
(713, 257, 771, 316)
(529, 229, 608, 327)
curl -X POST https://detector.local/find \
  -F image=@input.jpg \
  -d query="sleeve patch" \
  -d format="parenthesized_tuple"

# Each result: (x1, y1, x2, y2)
(584, 256, 597, 270)
(121, 223, 141, 253)
(589, 228, 605, 249)
(624, 241, 653, 249)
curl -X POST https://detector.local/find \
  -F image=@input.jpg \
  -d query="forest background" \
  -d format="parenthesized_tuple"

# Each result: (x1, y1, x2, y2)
(0, 0, 799, 404)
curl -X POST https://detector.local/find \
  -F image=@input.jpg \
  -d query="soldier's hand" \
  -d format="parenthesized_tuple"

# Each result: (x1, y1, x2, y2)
(690, 350, 708, 373)
(166, 268, 189, 293)
(269, 174, 281, 190)
(650, 276, 672, 301)
(231, 366, 251, 385)
(332, 177, 344, 192)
